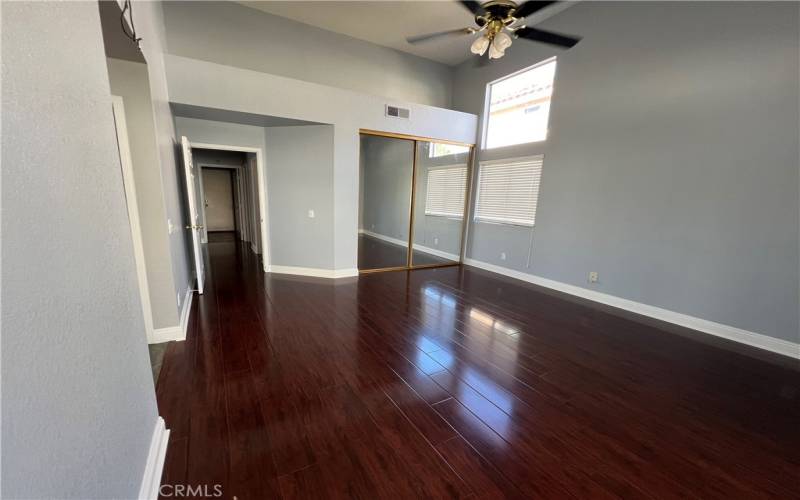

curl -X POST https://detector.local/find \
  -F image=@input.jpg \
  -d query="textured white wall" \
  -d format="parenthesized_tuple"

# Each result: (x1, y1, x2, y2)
(2, 3, 158, 497)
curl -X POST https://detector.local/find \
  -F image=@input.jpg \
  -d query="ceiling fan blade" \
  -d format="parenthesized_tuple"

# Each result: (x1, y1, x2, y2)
(512, 1, 559, 19)
(514, 26, 581, 48)
(459, 1, 485, 15)
(406, 28, 475, 45)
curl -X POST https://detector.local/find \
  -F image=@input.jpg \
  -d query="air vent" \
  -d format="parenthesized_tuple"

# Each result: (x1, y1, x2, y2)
(385, 105, 410, 119)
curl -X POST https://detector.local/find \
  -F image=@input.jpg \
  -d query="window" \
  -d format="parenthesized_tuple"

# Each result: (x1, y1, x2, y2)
(425, 165, 467, 218)
(483, 58, 557, 149)
(429, 142, 470, 158)
(474, 156, 543, 226)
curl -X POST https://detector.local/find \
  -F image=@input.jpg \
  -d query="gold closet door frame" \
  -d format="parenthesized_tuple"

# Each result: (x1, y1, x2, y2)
(358, 129, 475, 275)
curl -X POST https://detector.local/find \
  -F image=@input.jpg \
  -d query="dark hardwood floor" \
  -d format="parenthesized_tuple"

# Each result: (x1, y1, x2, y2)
(358, 233, 455, 269)
(156, 232, 799, 499)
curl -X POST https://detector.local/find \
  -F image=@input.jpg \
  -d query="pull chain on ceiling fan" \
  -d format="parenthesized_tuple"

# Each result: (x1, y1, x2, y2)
(406, 0, 581, 60)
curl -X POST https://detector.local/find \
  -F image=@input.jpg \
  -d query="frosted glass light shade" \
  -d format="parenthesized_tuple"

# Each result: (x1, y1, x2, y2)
(494, 31, 512, 51)
(488, 40, 505, 59)
(470, 35, 490, 56)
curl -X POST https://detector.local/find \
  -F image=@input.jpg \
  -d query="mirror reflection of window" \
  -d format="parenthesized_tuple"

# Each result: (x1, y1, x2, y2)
(412, 141, 470, 267)
(429, 142, 470, 158)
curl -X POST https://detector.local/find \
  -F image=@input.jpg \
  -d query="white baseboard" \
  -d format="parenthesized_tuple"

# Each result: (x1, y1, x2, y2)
(361, 230, 407, 247)
(138, 417, 170, 500)
(412, 243, 460, 261)
(268, 265, 359, 279)
(149, 284, 194, 344)
(463, 258, 800, 360)
(361, 230, 460, 261)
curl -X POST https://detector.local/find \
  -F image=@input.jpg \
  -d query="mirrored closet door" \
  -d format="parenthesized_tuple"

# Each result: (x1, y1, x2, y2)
(411, 140, 471, 268)
(358, 134, 414, 271)
(358, 131, 473, 274)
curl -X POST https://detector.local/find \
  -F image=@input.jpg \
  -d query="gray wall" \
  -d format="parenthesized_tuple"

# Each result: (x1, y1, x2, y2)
(202, 169, 236, 231)
(162, 1, 454, 108)
(266, 125, 337, 269)
(2, 2, 158, 497)
(117, 0, 194, 324)
(175, 117, 338, 269)
(360, 135, 414, 243)
(107, 57, 179, 329)
(164, 54, 478, 272)
(453, 1, 799, 342)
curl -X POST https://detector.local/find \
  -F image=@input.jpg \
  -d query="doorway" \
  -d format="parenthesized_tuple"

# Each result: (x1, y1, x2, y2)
(180, 140, 271, 294)
(358, 130, 474, 274)
(202, 168, 237, 234)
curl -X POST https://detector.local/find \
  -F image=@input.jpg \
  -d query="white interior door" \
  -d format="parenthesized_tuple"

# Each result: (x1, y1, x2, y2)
(181, 136, 205, 294)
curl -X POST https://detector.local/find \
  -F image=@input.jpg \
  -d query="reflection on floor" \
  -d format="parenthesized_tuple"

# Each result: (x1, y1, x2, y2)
(147, 342, 168, 385)
(155, 236, 799, 499)
(358, 233, 454, 270)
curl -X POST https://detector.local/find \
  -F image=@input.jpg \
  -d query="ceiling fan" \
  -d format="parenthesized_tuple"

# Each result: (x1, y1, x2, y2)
(406, 1, 581, 60)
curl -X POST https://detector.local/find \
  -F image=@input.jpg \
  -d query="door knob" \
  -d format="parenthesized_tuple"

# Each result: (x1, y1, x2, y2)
(185, 224, 204, 230)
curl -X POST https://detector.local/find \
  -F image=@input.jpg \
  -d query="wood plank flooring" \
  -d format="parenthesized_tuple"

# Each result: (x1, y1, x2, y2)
(156, 232, 799, 499)
(358, 233, 454, 270)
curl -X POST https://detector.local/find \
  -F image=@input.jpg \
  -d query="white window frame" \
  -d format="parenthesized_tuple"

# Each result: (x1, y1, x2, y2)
(474, 155, 544, 227)
(424, 164, 468, 219)
(481, 56, 557, 150)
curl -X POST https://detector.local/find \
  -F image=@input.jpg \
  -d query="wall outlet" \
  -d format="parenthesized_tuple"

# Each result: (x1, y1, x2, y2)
(500, 252, 507, 261)
(167, 218, 174, 234)
(177, 292, 181, 306)
(434, 237, 439, 246)
(307, 209, 315, 219)
(589, 271, 599, 283)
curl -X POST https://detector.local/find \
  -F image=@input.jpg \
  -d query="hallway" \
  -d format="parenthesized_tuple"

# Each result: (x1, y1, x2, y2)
(156, 233, 799, 499)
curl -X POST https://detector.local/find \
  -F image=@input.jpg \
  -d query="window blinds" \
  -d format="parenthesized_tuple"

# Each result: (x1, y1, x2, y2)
(475, 155, 543, 226)
(425, 165, 467, 218)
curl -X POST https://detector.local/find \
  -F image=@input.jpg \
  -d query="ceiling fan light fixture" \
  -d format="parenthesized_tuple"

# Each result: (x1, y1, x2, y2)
(487, 40, 506, 59)
(493, 30, 513, 51)
(470, 35, 490, 56)
(406, 1, 582, 62)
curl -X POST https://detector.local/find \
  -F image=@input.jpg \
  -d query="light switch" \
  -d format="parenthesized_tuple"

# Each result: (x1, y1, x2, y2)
(308, 209, 315, 219)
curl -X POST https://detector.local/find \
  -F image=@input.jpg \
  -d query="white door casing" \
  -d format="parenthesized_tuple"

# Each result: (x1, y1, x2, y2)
(112, 96, 155, 342)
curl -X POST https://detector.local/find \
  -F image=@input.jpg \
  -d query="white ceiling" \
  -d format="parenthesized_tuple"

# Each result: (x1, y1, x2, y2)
(237, 1, 574, 66)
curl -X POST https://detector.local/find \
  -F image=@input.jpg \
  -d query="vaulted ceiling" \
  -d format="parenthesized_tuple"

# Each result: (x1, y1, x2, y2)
(237, 1, 574, 66)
